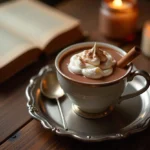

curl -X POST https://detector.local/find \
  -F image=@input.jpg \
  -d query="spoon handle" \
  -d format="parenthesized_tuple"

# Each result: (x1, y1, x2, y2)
(56, 98, 67, 130)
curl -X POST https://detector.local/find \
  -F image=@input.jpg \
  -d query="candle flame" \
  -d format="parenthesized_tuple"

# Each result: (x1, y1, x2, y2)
(113, 0, 123, 7)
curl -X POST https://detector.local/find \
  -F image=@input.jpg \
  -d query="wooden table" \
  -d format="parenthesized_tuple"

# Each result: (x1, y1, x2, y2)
(1, 0, 150, 149)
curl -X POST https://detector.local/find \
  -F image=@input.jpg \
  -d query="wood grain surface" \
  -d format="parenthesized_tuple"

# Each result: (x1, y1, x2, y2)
(0, 0, 150, 149)
(1, 120, 150, 150)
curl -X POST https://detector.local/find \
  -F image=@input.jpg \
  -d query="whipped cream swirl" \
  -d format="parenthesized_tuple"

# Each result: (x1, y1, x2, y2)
(68, 43, 116, 79)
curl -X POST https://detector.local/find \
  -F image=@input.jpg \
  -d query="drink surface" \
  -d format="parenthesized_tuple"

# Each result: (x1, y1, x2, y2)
(59, 46, 128, 84)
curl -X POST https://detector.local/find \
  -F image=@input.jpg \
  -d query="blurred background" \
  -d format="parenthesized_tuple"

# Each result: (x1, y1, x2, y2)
(0, 0, 150, 6)
(0, 0, 65, 5)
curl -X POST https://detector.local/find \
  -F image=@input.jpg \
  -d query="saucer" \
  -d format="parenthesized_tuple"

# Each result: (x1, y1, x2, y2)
(26, 65, 150, 142)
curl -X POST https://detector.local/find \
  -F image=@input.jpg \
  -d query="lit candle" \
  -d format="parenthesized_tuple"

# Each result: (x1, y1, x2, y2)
(99, 0, 138, 40)
(141, 21, 150, 57)
(109, 0, 131, 10)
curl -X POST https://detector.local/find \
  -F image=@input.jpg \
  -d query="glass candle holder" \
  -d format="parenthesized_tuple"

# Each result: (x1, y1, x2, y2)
(141, 21, 150, 57)
(99, 0, 138, 40)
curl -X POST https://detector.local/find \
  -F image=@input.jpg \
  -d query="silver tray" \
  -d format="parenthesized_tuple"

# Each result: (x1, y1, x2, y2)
(26, 65, 150, 142)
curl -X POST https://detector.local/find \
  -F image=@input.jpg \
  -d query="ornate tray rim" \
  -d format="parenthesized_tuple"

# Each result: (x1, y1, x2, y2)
(25, 65, 150, 142)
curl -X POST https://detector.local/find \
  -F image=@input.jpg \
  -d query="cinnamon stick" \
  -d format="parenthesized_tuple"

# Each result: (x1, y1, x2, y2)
(117, 46, 141, 68)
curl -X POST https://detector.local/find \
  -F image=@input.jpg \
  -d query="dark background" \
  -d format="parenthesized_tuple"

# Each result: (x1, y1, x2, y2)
(0, 0, 64, 5)
(0, 0, 150, 6)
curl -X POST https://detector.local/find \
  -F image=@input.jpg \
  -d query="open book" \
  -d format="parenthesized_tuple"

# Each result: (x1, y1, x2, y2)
(0, 0, 83, 83)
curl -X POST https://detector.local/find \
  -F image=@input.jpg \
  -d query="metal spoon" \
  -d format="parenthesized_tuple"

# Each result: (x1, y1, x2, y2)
(40, 71, 67, 130)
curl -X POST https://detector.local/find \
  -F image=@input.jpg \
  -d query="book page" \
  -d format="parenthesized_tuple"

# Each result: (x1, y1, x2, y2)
(0, 0, 80, 49)
(0, 26, 36, 68)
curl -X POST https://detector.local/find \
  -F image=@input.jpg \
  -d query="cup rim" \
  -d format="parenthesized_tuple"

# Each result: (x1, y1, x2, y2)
(55, 42, 132, 86)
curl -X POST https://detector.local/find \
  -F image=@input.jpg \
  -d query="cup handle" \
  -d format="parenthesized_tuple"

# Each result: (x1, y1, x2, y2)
(118, 70, 150, 104)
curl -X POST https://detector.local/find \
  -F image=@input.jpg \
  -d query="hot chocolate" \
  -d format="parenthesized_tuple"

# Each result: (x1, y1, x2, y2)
(55, 42, 149, 115)
(59, 45, 129, 84)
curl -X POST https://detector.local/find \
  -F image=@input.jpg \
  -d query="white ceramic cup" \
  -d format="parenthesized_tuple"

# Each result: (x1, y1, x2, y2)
(55, 42, 150, 114)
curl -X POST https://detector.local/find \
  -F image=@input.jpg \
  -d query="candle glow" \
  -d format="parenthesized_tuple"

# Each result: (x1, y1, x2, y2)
(99, 0, 138, 39)
(112, 0, 123, 7)
(108, 0, 131, 10)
